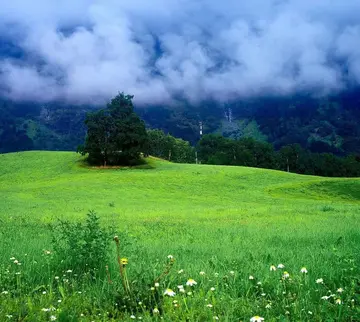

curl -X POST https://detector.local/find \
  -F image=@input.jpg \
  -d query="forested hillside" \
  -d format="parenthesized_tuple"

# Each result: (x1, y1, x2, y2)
(1, 90, 360, 156)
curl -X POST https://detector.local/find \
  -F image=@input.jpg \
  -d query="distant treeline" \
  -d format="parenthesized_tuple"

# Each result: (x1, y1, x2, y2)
(147, 131, 360, 177)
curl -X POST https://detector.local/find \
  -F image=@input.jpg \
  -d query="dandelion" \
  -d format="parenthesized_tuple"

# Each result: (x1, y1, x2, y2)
(282, 271, 290, 279)
(230, 270, 235, 275)
(164, 288, 176, 297)
(277, 264, 285, 269)
(200, 271, 206, 276)
(178, 269, 184, 274)
(153, 308, 159, 314)
(300, 267, 308, 274)
(316, 278, 324, 284)
(120, 258, 128, 266)
(206, 304, 213, 308)
(336, 298, 342, 305)
(250, 316, 264, 322)
(50, 316, 57, 321)
(249, 275, 255, 280)
(337, 288, 344, 293)
(210, 287, 215, 291)
(154, 283, 160, 288)
(186, 279, 197, 286)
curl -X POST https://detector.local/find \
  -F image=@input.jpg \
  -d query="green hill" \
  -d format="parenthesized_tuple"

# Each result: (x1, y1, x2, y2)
(0, 151, 359, 321)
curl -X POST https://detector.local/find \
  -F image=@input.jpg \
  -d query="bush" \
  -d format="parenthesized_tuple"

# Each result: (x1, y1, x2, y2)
(51, 211, 113, 275)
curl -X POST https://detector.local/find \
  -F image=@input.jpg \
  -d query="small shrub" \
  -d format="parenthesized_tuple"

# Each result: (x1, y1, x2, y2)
(51, 211, 113, 275)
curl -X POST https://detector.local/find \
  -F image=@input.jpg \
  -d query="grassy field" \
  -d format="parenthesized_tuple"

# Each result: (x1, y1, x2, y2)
(0, 151, 359, 321)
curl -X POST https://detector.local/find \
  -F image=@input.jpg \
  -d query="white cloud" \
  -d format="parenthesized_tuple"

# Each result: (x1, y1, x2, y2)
(0, 0, 360, 104)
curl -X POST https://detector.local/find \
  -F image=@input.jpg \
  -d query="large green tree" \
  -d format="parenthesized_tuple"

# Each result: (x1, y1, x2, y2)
(79, 93, 148, 166)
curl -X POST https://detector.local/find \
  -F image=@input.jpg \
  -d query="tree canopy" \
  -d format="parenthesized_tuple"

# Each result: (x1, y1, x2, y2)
(79, 93, 148, 166)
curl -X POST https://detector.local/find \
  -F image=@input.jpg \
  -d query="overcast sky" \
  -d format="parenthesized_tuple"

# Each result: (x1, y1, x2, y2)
(1, 0, 360, 105)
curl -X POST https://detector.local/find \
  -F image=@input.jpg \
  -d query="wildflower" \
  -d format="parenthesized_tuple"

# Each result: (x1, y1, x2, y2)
(249, 275, 255, 280)
(200, 271, 206, 276)
(250, 316, 264, 322)
(13, 260, 19, 265)
(206, 304, 213, 308)
(300, 267, 308, 274)
(178, 285, 185, 293)
(337, 288, 344, 293)
(167, 255, 174, 259)
(42, 291, 47, 295)
(164, 288, 176, 297)
(173, 300, 178, 304)
(1, 291, 9, 295)
(336, 298, 342, 305)
(187, 291, 192, 296)
(42, 308, 50, 312)
(308, 311, 313, 315)
(186, 279, 197, 286)
(54, 276, 59, 280)
(265, 303, 271, 309)
(6, 315, 13, 319)
(261, 293, 266, 296)
(138, 302, 142, 305)
(120, 258, 128, 266)
(153, 308, 159, 314)
(10, 257, 15, 260)
(213, 316, 219, 320)
(150, 287, 155, 291)
(154, 283, 160, 288)
(282, 271, 290, 279)
(50, 316, 57, 321)
(178, 269, 184, 274)
(57, 300, 62, 303)
(316, 278, 324, 284)
(130, 315, 136, 319)
(230, 270, 235, 275)
(285, 311, 290, 315)
(277, 264, 285, 269)
(210, 287, 215, 291)
(270, 265, 276, 271)
(321, 296, 329, 300)
(257, 281, 262, 285)
(66, 270, 73, 273)
(15, 272, 21, 275)
(44, 250, 51, 255)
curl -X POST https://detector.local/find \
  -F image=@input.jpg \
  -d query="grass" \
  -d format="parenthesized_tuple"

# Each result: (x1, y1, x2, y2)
(0, 151, 359, 321)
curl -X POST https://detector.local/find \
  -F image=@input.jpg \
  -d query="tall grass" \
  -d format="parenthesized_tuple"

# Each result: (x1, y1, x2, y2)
(0, 151, 359, 321)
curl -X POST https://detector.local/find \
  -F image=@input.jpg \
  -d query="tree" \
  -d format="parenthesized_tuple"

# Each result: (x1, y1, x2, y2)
(79, 93, 148, 166)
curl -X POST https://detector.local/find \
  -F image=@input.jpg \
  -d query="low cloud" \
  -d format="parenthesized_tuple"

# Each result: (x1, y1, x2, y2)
(1, 0, 360, 105)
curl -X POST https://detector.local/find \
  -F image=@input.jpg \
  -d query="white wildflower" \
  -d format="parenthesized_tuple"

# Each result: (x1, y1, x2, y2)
(282, 271, 290, 279)
(164, 288, 176, 297)
(277, 264, 285, 269)
(199, 271, 205, 276)
(230, 270, 235, 275)
(316, 278, 324, 284)
(186, 279, 197, 286)
(206, 304, 213, 308)
(178, 269, 184, 274)
(167, 255, 174, 259)
(300, 267, 308, 274)
(210, 287, 215, 291)
(250, 316, 264, 322)
(249, 275, 255, 280)
(154, 283, 160, 288)
(130, 315, 136, 319)
(50, 316, 57, 321)
(153, 308, 159, 314)
(337, 288, 344, 293)
(270, 265, 276, 271)
(336, 298, 342, 305)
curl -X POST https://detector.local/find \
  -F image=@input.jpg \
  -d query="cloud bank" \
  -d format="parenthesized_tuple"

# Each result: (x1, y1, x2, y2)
(1, 0, 360, 104)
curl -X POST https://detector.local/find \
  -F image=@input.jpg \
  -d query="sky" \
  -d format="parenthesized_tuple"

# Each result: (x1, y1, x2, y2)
(1, 0, 360, 105)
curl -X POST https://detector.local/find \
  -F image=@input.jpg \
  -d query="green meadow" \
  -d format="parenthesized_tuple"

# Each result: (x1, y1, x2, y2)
(0, 151, 359, 321)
